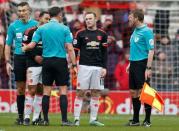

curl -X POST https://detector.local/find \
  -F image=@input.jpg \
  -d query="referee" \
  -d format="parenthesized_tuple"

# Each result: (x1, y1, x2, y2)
(126, 9, 154, 127)
(5, 2, 38, 125)
(22, 7, 76, 126)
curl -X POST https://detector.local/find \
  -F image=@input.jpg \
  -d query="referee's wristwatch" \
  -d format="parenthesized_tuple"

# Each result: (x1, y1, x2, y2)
(6, 60, 11, 64)
(146, 67, 152, 70)
(72, 64, 77, 68)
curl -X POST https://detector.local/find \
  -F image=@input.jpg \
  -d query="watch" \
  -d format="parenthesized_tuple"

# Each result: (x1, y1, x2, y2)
(6, 60, 11, 64)
(146, 67, 152, 70)
(72, 64, 77, 68)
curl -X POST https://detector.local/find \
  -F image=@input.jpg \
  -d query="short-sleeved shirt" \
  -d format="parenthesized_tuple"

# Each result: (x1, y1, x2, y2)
(73, 29, 108, 68)
(129, 24, 154, 61)
(6, 19, 38, 55)
(32, 19, 73, 58)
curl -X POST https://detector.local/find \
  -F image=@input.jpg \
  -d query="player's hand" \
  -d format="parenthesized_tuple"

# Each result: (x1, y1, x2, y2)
(34, 56, 43, 64)
(22, 44, 27, 52)
(101, 68, 107, 78)
(6, 62, 13, 76)
(145, 69, 152, 80)
(73, 66, 78, 74)
(126, 63, 130, 73)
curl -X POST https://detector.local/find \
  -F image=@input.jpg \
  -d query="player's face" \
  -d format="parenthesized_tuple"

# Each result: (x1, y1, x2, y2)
(128, 13, 137, 27)
(85, 14, 96, 29)
(17, 5, 30, 22)
(40, 13, 50, 25)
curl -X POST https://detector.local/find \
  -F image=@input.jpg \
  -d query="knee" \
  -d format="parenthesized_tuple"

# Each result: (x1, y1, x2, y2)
(43, 86, 51, 96)
(91, 90, 101, 97)
(17, 87, 25, 95)
(28, 85, 37, 96)
(130, 89, 141, 98)
(36, 84, 43, 95)
(60, 86, 68, 95)
(76, 90, 86, 98)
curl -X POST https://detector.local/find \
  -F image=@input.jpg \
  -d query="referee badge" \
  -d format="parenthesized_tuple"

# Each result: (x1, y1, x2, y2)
(149, 39, 154, 46)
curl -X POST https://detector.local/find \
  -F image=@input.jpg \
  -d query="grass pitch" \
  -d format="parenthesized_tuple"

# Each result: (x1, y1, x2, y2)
(0, 113, 178, 131)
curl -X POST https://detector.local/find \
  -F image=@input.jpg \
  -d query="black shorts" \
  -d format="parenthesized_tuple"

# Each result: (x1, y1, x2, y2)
(129, 59, 147, 90)
(42, 57, 69, 86)
(14, 55, 27, 81)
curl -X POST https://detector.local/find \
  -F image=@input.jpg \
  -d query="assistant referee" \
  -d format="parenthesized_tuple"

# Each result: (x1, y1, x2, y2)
(126, 9, 154, 127)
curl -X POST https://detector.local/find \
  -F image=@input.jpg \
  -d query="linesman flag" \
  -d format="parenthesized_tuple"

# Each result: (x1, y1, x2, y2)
(51, 90, 59, 97)
(140, 83, 164, 112)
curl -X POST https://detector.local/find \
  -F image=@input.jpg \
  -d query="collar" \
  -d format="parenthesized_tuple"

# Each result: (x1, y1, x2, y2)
(50, 18, 59, 22)
(136, 24, 146, 30)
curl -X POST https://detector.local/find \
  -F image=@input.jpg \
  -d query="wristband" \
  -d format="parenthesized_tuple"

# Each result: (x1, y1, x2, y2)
(72, 64, 77, 68)
(146, 67, 152, 70)
(6, 60, 11, 64)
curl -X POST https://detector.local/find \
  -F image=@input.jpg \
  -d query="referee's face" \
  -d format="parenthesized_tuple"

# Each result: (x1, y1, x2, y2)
(85, 14, 96, 29)
(17, 5, 30, 22)
(128, 14, 137, 27)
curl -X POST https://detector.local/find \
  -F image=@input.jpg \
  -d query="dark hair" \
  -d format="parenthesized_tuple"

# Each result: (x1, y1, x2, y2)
(85, 12, 97, 18)
(39, 11, 49, 17)
(48, 6, 62, 17)
(17, 2, 29, 7)
(130, 9, 144, 22)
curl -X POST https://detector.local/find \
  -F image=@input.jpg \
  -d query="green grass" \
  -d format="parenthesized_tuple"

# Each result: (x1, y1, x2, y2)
(0, 113, 178, 131)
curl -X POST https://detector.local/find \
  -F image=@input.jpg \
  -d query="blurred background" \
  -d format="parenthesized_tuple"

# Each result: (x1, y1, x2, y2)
(0, 0, 179, 115)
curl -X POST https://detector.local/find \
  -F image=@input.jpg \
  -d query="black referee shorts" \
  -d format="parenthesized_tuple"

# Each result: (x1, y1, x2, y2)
(42, 57, 69, 86)
(129, 59, 147, 90)
(14, 55, 27, 81)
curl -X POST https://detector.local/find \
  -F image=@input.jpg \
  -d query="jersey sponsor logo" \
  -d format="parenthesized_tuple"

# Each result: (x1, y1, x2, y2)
(149, 39, 154, 46)
(16, 33, 22, 39)
(73, 39, 77, 45)
(86, 41, 100, 49)
(134, 37, 139, 43)
(97, 35, 102, 41)
(86, 41, 100, 47)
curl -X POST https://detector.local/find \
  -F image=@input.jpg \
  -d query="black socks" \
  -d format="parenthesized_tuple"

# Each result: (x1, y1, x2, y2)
(42, 95, 50, 121)
(17, 95, 25, 119)
(132, 97, 141, 122)
(60, 95, 68, 122)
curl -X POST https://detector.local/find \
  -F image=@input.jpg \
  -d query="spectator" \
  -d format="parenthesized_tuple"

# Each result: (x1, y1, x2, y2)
(114, 49, 129, 90)
(104, 40, 121, 90)
(152, 51, 173, 91)
(34, 9, 41, 21)
(0, 31, 9, 89)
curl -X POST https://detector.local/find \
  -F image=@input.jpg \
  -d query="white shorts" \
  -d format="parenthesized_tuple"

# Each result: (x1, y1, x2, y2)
(77, 65, 104, 90)
(26, 67, 42, 85)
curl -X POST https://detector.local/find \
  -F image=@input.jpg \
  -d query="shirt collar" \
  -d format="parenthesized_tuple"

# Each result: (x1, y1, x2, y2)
(136, 24, 146, 30)
(50, 18, 59, 22)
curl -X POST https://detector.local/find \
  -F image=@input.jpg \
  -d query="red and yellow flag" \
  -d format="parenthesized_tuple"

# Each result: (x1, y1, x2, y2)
(140, 83, 164, 112)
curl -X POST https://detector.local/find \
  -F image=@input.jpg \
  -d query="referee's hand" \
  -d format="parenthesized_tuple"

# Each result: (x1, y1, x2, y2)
(145, 69, 152, 80)
(73, 66, 78, 74)
(6, 62, 13, 76)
